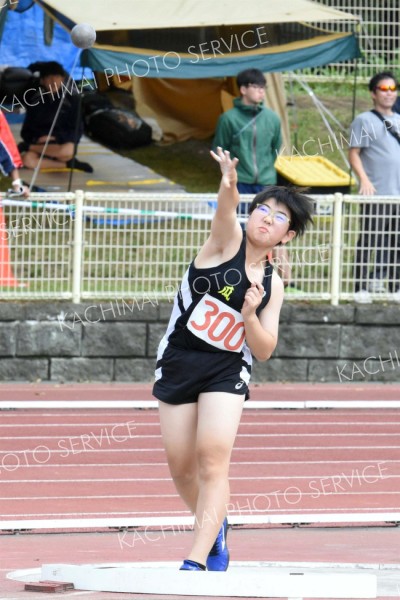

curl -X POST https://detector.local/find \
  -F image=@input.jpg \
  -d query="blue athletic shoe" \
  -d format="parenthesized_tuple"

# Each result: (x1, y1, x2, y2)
(206, 517, 229, 571)
(179, 559, 205, 571)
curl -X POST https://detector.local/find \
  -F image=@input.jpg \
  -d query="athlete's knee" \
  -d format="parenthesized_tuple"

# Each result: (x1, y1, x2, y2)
(197, 445, 230, 481)
(172, 471, 197, 490)
(168, 456, 197, 483)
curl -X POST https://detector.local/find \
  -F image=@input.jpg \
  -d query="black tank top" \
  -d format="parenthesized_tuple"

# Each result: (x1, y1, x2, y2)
(167, 232, 273, 354)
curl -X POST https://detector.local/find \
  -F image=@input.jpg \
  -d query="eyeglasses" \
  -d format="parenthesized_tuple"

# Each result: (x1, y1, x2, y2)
(246, 84, 266, 90)
(255, 204, 291, 225)
(375, 84, 397, 92)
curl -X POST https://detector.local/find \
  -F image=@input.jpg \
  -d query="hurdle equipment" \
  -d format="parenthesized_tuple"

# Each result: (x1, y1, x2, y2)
(39, 561, 377, 598)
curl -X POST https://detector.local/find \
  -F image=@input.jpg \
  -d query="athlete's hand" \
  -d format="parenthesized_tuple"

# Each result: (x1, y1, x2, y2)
(210, 147, 239, 188)
(242, 282, 264, 319)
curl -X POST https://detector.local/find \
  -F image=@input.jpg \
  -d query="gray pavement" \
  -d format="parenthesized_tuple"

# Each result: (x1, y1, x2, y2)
(10, 123, 185, 194)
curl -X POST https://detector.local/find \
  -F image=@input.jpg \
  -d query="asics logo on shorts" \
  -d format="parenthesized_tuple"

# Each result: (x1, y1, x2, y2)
(235, 381, 245, 389)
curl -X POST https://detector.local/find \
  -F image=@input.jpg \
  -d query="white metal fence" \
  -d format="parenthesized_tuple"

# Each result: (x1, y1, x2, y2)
(0, 192, 399, 305)
(299, 1, 400, 79)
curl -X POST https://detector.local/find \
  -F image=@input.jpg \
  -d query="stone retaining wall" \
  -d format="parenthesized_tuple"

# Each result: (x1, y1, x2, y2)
(0, 301, 399, 384)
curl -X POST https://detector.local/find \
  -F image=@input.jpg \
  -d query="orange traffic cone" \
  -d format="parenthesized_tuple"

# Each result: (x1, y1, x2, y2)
(0, 204, 19, 287)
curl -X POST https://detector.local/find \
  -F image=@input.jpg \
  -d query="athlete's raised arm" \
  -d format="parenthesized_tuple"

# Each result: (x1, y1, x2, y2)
(208, 147, 243, 250)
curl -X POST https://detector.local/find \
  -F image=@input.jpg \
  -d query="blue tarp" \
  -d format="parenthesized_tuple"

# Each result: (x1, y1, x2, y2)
(81, 33, 360, 79)
(0, 4, 91, 78)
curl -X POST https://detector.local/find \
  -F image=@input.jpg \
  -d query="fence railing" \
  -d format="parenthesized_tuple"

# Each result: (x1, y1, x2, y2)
(0, 192, 399, 305)
(297, 1, 400, 80)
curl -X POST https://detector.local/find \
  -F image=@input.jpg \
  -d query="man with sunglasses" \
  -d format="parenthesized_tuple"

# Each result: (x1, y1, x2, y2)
(349, 71, 400, 303)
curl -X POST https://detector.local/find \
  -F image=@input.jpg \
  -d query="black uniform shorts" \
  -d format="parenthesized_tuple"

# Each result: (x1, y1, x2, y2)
(153, 344, 250, 405)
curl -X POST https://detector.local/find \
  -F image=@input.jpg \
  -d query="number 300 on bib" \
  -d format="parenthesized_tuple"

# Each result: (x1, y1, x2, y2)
(187, 294, 245, 352)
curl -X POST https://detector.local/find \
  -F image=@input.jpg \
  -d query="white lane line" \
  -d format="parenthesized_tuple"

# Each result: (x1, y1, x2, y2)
(1, 446, 400, 453)
(2, 400, 400, 409)
(1, 459, 399, 468)
(2, 508, 399, 521)
(1, 511, 400, 529)
(2, 490, 400, 501)
(4, 411, 400, 418)
(2, 473, 399, 483)
(0, 423, 153, 428)
(2, 508, 399, 518)
(2, 432, 399, 440)
(0, 445, 400, 458)
(2, 420, 400, 427)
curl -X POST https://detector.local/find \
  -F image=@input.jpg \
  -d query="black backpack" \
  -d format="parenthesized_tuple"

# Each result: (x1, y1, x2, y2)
(82, 92, 152, 149)
(0, 67, 38, 104)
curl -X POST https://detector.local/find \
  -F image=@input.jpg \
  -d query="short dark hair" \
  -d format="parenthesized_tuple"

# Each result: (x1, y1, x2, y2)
(28, 61, 66, 79)
(369, 71, 398, 91)
(237, 68, 266, 89)
(248, 185, 314, 237)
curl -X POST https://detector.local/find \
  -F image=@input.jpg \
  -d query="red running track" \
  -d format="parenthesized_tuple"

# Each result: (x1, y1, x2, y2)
(1, 383, 400, 600)
(1, 404, 399, 522)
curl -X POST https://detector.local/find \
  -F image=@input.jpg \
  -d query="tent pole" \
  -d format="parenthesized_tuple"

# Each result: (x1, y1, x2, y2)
(291, 73, 350, 169)
(0, 2, 9, 40)
(349, 27, 359, 192)
(351, 54, 358, 125)
(68, 66, 85, 192)
(287, 72, 298, 148)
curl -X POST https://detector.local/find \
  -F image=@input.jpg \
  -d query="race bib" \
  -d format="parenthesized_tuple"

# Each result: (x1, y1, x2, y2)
(187, 294, 245, 352)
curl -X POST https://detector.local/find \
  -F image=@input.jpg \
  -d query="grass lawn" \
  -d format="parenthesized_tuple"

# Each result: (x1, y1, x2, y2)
(122, 137, 221, 193)
(121, 80, 372, 193)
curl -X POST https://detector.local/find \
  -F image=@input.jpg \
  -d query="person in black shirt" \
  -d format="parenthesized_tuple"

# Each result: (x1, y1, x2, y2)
(19, 61, 92, 173)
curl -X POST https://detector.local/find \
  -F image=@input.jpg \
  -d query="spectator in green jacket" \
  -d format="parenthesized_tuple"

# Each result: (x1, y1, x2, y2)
(213, 69, 297, 290)
(213, 68, 282, 213)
